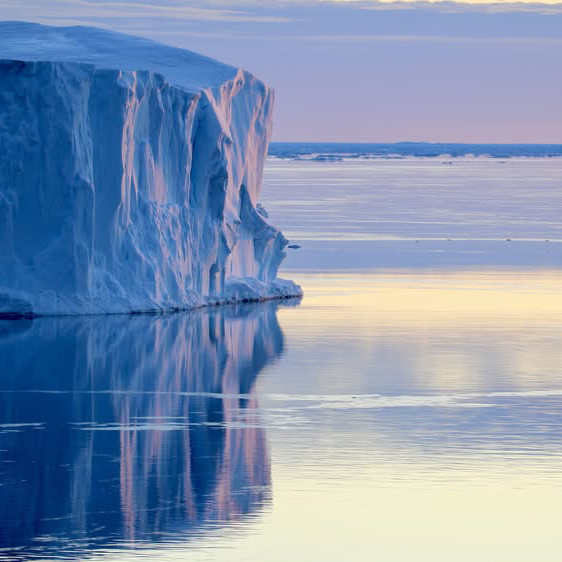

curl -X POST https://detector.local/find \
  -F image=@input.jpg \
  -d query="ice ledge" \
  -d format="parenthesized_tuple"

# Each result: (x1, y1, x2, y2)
(222, 277, 303, 303)
(0, 280, 303, 319)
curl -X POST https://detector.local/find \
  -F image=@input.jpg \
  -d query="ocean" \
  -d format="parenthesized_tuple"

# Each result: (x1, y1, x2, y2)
(1, 144, 562, 561)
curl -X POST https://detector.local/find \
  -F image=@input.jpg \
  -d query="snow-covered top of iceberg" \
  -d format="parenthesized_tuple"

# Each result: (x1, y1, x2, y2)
(0, 20, 238, 92)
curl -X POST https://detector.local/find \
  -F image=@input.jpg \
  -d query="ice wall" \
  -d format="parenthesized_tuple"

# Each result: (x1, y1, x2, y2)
(0, 22, 301, 315)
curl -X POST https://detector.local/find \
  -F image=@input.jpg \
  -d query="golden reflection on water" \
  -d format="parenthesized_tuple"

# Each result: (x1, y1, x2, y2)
(271, 269, 562, 396)
(241, 269, 562, 562)
(282, 269, 562, 324)
(2, 270, 562, 561)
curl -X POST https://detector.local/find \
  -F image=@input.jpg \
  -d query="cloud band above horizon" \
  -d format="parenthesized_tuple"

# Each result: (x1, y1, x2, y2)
(1, 0, 561, 142)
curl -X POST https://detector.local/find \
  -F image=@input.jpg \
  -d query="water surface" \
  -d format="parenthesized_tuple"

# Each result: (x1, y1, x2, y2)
(2, 155, 562, 561)
(264, 157, 562, 269)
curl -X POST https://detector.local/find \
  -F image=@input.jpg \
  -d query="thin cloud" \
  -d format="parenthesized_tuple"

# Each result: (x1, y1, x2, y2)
(0, 0, 294, 23)
(283, 32, 562, 43)
(139, 30, 562, 45)
(359, 1, 562, 14)
(206, 0, 562, 15)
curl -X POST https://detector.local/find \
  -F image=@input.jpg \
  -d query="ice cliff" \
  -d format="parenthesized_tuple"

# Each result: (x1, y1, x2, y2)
(0, 22, 301, 316)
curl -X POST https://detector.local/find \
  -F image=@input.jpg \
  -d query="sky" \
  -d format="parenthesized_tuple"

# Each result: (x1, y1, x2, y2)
(1, 0, 562, 142)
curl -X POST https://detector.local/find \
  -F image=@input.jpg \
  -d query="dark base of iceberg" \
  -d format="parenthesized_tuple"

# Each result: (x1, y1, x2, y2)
(0, 294, 36, 319)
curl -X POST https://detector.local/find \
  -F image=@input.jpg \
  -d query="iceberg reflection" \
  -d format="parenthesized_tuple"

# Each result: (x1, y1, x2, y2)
(0, 301, 292, 559)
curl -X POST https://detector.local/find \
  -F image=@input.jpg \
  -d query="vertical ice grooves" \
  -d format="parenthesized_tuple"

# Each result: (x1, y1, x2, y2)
(0, 49, 301, 316)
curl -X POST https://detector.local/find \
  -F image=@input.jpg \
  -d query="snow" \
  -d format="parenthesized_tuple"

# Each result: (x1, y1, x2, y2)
(0, 22, 301, 316)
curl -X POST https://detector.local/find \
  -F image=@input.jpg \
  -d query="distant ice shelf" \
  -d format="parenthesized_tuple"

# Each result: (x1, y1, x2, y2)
(0, 22, 301, 316)
(268, 142, 562, 160)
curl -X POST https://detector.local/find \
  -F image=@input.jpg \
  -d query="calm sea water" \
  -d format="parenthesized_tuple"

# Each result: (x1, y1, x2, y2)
(2, 153, 562, 561)
(265, 155, 562, 270)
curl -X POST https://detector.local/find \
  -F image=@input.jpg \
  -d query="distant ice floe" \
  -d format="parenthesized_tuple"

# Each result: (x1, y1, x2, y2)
(268, 141, 562, 161)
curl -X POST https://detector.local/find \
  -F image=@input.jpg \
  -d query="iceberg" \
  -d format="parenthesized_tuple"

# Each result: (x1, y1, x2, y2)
(0, 22, 301, 316)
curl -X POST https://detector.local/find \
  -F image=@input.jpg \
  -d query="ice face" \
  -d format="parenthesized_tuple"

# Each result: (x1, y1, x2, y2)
(0, 22, 301, 315)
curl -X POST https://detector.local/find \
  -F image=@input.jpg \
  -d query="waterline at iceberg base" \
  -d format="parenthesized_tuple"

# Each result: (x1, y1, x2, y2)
(0, 22, 302, 316)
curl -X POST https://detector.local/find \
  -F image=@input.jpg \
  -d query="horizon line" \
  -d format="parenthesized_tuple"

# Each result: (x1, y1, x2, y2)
(269, 141, 562, 145)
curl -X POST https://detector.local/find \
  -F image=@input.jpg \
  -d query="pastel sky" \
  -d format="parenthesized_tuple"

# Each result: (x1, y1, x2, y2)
(2, 0, 562, 142)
